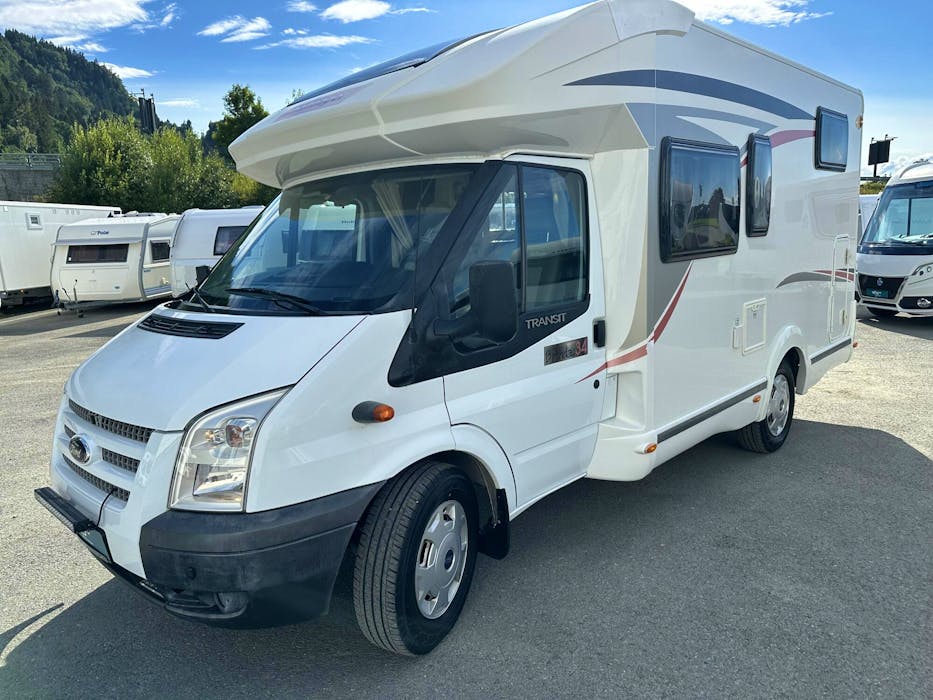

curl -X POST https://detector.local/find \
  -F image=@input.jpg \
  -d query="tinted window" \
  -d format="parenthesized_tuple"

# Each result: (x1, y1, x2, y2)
(213, 225, 249, 256)
(66, 244, 129, 264)
(522, 167, 587, 310)
(746, 134, 772, 236)
(862, 181, 933, 244)
(816, 107, 848, 171)
(150, 241, 170, 261)
(660, 138, 740, 262)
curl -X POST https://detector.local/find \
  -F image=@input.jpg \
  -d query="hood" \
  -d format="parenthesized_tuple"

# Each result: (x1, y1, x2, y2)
(857, 251, 930, 277)
(67, 306, 364, 432)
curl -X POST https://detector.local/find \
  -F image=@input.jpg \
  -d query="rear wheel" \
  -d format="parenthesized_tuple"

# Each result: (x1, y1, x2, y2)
(868, 307, 898, 318)
(352, 462, 478, 655)
(738, 361, 796, 453)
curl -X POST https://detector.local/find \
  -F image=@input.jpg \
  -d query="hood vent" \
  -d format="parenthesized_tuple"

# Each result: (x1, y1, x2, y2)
(138, 314, 243, 339)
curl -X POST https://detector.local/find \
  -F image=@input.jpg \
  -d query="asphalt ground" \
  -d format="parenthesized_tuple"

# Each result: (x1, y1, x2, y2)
(0, 304, 930, 699)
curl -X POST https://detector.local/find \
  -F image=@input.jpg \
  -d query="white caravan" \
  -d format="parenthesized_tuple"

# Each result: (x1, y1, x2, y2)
(857, 160, 933, 317)
(51, 214, 179, 310)
(169, 207, 263, 296)
(0, 201, 120, 308)
(36, 0, 861, 656)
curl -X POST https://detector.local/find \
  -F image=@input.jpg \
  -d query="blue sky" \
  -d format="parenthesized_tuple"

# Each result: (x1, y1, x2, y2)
(0, 0, 930, 175)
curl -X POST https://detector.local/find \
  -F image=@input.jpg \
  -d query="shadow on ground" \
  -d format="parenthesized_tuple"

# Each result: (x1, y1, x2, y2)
(857, 314, 933, 340)
(2, 420, 930, 698)
(0, 302, 160, 338)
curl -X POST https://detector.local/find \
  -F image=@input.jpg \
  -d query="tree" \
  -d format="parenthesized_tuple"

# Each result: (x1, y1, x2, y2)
(211, 84, 268, 158)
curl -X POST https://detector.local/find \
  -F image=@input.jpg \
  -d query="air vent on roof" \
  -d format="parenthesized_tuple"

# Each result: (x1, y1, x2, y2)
(138, 314, 243, 339)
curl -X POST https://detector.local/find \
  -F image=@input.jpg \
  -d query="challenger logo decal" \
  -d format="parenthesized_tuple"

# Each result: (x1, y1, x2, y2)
(544, 337, 588, 366)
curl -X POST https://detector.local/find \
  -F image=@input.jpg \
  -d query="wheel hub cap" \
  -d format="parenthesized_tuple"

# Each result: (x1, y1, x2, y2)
(415, 500, 468, 619)
(766, 374, 790, 437)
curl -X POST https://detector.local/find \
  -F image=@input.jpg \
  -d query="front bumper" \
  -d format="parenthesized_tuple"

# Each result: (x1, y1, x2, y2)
(38, 481, 383, 626)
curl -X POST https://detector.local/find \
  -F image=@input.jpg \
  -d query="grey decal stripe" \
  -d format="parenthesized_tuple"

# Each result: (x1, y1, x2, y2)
(777, 271, 834, 287)
(568, 70, 814, 121)
(658, 380, 769, 443)
(811, 338, 852, 364)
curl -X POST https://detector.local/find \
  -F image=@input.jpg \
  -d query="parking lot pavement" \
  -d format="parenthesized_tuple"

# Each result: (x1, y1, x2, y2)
(1, 307, 930, 699)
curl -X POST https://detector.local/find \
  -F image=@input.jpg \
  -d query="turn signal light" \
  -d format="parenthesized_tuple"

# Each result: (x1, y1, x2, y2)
(637, 443, 657, 455)
(352, 401, 395, 424)
(753, 395, 762, 403)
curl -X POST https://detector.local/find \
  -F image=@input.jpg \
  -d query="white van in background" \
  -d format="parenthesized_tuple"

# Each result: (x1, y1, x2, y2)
(169, 207, 263, 296)
(857, 160, 933, 317)
(51, 213, 180, 311)
(0, 201, 120, 309)
(36, 0, 861, 656)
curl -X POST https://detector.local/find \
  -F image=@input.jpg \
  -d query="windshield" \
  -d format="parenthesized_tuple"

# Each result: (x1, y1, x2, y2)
(862, 181, 933, 245)
(198, 165, 479, 315)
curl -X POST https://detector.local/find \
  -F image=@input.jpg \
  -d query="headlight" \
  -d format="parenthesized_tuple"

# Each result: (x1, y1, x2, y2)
(911, 264, 933, 277)
(169, 389, 288, 512)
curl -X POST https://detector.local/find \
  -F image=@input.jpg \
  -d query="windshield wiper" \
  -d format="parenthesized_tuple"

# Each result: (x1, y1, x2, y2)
(226, 287, 325, 315)
(185, 283, 215, 313)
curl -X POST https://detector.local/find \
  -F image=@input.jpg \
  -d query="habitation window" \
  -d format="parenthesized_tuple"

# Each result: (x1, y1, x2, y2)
(660, 138, 740, 262)
(150, 241, 170, 261)
(66, 244, 129, 264)
(746, 134, 772, 236)
(213, 225, 249, 256)
(815, 107, 848, 171)
(26, 213, 42, 230)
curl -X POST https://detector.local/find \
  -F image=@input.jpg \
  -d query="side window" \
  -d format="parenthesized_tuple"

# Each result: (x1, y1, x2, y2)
(66, 244, 129, 264)
(816, 107, 848, 171)
(522, 167, 587, 310)
(150, 241, 170, 261)
(746, 134, 772, 236)
(449, 168, 521, 319)
(26, 212, 42, 230)
(660, 137, 740, 262)
(214, 225, 249, 256)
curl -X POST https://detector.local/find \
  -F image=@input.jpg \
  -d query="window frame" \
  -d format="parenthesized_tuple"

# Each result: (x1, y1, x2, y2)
(26, 212, 43, 230)
(815, 106, 848, 172)
(150, 240, 171, 262)
(659, 137, 741, 263)
(65, 243, 130, 264)
(746, 133, 772, 237)
(213, 225, 250, 257)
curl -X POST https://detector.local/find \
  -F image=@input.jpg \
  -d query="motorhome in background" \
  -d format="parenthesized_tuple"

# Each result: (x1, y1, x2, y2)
(36, 0, 862, 656)
(169, 207, 263, 296)
(0, 201, 120, 309)
(857, 159, 933, 317)
(859, 193, 880, 235)
(51, 213, 180, 310)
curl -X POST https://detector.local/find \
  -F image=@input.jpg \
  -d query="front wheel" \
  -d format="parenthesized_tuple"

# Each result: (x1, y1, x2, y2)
(352, 462, 478, 655)
(737, 361, 796, 453)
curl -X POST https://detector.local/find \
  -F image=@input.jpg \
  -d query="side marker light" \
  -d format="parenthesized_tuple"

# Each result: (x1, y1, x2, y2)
(753, 395, 762, 403)
(353, 401, 395, 423)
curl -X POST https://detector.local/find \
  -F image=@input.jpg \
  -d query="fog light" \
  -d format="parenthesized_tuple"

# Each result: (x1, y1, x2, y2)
(918, 298, 932, 309)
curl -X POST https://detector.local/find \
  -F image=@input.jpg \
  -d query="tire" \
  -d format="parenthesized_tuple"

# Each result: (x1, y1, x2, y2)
(352, 461, 478, 655)
(737, 361, 796, 453)
(868, 307, 898, 318)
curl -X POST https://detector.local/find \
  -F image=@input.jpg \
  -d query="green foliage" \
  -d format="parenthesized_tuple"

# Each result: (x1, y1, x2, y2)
(0, 123, 38, 152)
(210, 84, 269, 158)
(860, 180, 887, 194)
(49, 117, 276, 212)
(0, 29, 136, 152)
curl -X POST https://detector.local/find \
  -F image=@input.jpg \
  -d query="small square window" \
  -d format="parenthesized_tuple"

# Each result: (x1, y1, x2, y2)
(26, 213, 42, 229)
(746, 134, 772, 236)
(150, 241, 171, 262)
(816, 107, 848, 171)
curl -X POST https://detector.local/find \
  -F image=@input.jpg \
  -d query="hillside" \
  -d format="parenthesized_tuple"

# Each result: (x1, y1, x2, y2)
(0, 29, 136, 153)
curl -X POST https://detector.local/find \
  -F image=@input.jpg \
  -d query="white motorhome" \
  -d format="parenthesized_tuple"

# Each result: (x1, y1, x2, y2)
(51, 214, 179, 310)
(857, 160, 933, 317)
(858, 193, 879, 235)
(169, 207, 263, 296)
(0, 201, 120, 308)
(36, 0, 861, 656)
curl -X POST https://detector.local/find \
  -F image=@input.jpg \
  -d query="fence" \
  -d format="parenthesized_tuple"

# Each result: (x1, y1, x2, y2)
(0, 153, 62, 170)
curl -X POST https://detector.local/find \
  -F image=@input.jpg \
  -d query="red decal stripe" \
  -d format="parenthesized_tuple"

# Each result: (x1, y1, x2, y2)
(742, 130, 815, 167)
(651, 264, 692, 343)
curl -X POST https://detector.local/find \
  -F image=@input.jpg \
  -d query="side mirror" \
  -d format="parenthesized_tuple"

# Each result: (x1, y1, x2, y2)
(470, 260, 517, 343)
(195, 265, 211, 285)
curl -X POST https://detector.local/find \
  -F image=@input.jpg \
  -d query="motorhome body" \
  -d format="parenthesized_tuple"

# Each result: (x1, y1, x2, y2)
(169, 207, 263, 296)
(51, 214, 179, 309)
(36, 0, 862, 656)
(857, 160, 933, 317)
(0, 201, 120, 308)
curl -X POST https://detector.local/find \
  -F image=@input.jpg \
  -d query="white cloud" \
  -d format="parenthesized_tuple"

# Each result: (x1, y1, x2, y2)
(102, 62, 154, 79)
(257, 33, 372, 49)
(160, 98, 200, 108)
(286, 1, 318, 11)
(321, 0, 390, 23)
(198, 15, 271, 42)
(282, 28, 308, 35)
(0, 0, 150, 35)
(75, 40, 108, 52)
(46, 34, 88, 45)
(680, 1, 829, 26)
(47, 35, 108, 52)
(160, 3, 177, 27)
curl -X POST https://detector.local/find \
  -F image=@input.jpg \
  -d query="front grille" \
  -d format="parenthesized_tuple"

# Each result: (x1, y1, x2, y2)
(102, 448, 140, 475)
(858, 274, 905, 298)
(138, 314, 243, 339)
(62, 454, 130, 502)
(69, 399, 153, 444)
